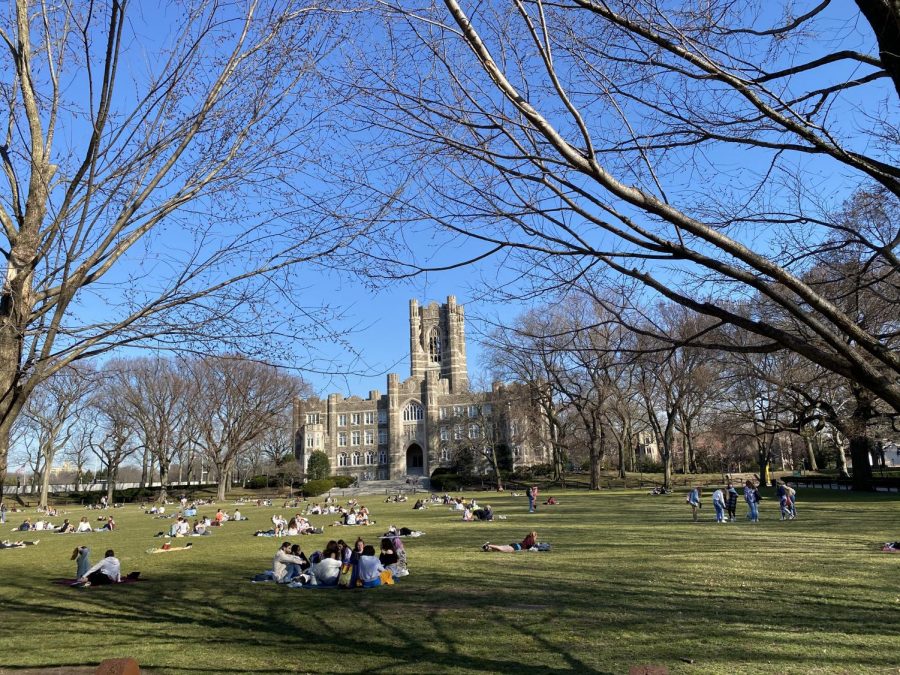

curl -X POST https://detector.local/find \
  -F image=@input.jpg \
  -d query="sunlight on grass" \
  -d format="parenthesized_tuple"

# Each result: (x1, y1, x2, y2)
(0, 488, 897, 673)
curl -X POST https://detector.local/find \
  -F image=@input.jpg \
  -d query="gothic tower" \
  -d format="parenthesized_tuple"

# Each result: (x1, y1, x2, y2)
(409, 296, 468, 393)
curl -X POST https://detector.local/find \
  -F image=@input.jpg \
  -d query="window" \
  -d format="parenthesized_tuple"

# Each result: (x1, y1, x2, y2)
(305, 413, 319, 424)
(482, 404, 492, 415)
(364, 411, 375, 425)
(351, 413, 361, 425)
(469, 424, 480, 439)
(514, 446, 522, 459)
(440, 426, 449, 441)
(306, 435, 315, 448)
(338, 453, 348, 467)
(338, 414, 347, 426)
(440, 447, 451, 461)
(453, 425, 463, 440)
(351, 431, 361, 446)
(352, 452, 362, 466)
(438, 407, 447, 420)
(428, 326, 442, 363)
(378, 429, 388, 445)
(468, 405, 478, 418)
(365, 451, 376, 465)
(378, 450, 387, 464)
(338, 432, 347, 447)
(453, 405, 464, 417)
(365, 430, 374, 445)
(403, 402, 424, 421)
(378, 410, 387, 424)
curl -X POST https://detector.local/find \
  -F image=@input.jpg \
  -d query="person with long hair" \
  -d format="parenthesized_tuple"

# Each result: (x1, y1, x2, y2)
(482, 531, 537, 553)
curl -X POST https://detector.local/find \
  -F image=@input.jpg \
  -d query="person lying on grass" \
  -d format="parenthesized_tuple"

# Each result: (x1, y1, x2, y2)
(0, 539, 39, 548)
(882, 542, 900, 552)
(482, 531, 537, 553)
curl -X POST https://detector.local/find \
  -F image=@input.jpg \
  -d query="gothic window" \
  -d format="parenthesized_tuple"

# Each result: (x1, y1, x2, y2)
(305, 413, 319, 424)
(428, 326, 442, 363)
(378, 429, 388, 445)
(378, 450, 387, 464)
(365, 451, 376, 464)
(352, 452, 362, 466)
(403, 402, 424, 421)
(338, 453, 349, 467)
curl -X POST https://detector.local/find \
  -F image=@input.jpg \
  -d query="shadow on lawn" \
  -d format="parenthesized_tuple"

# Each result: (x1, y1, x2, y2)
(5, 557, 894, 674)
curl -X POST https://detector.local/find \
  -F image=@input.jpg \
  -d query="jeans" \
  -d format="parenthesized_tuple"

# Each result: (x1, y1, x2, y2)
(714, 503, 725, 522)
(748, 501, 759, 522)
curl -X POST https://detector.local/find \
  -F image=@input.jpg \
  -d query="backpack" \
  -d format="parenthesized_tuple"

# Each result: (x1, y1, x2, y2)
(536, 542, 551, 552)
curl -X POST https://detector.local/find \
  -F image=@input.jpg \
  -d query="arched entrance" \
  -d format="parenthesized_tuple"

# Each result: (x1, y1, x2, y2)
(406, 443, 424, 476)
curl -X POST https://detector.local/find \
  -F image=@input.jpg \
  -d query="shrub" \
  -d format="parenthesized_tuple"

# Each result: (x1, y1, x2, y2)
(330, 475, 356, 488)
(302, 478, 334, 497)
(246, 475, 271, 490)
(430, 469, 462, 492)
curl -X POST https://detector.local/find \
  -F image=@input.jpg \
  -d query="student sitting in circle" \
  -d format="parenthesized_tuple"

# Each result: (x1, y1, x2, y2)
(357, 545, 389, 587)
(482, 531, 537, 553)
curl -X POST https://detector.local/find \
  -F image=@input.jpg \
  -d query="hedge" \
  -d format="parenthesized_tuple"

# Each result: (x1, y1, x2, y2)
(302, 478, 335, 497)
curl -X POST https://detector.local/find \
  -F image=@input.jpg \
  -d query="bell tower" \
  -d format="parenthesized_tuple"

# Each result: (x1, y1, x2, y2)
(409, 296, 468, 393)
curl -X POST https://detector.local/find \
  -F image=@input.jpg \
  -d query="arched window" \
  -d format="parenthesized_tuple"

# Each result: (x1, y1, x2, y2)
(352, 452, 362, 466)
(365, 451, 376, 465)
(378, 450, 387, 465)
(428, 326, 442, 363)
(338, 453, 349, 467)
(403, 402, 424, 422)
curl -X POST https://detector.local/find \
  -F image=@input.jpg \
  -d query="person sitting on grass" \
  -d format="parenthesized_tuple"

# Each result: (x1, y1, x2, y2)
(77, 549, 121, 586)
(687, 487, 702, 522)
(462, 506, 474, 522)
(882, 542, 900, 552)
(272, 542, 308, 584)
(18, 518, 33, 532)
(544, 497, 558, 505)
(482, 531, 537, 553)
(76, 517, 92, 533)
(307, 541, 342, 586)
(56, 519, 75, 534)
(232, 509, 244, 521)
(358, 545, 389, 587)
(382, 536, 409, 577)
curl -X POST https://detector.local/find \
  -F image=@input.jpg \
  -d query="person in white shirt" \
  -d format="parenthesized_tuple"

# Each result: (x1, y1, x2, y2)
(272, 542, 307, 583)
(712, 488, 727, 523)
(76, 517, 92, 533)
(78, 549, 121, 585)
(357, 545, 388, 587)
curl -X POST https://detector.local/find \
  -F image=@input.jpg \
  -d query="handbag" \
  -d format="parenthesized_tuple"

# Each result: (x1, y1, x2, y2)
(337, 563, 354, 588)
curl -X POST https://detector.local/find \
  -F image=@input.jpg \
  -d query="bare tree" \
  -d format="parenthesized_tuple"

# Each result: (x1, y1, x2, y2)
(342, 1, 900, 418)
(111, 357, 192, 502)
(19, 365, 93, 506)
(0, 0, 359, 496)
(86, 389, 140, 504)
(189, 355, 301, 500)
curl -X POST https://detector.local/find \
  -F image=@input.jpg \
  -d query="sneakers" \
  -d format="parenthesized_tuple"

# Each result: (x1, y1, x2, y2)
(481, 542, 491, 551)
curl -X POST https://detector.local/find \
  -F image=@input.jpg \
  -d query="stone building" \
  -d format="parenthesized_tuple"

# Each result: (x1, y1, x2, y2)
(293, 296, 548, 480)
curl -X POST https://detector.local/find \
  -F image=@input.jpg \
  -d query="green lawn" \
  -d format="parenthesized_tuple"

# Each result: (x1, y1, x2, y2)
(0, 488, 898, 674)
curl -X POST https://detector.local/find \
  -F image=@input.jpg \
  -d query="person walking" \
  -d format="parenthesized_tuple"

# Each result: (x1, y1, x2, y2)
(725, 482, 739, 522)
(712, 487, 726, 523)
(687, 487, 702, 522)
(527, 486, 535, 513)
(744, 480, 759, 522)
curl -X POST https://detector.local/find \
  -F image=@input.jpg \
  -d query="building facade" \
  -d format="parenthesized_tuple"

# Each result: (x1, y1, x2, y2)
(293, 297, 548, 480)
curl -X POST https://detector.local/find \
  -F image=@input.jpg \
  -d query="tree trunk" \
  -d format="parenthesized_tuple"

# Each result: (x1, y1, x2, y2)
(158, 463, 170, 503)
(39, 463, 51, 508)
(803, 435, 818, 472)
(617, 433, 628, 479)
(140, 448, 149, 488)
(847, 390, 875, 490)
(685, 424, 697, 473)
(107, 466, 117, 504)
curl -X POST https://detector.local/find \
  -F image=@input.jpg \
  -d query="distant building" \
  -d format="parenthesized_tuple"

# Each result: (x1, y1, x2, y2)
(293, 296, 548, 480)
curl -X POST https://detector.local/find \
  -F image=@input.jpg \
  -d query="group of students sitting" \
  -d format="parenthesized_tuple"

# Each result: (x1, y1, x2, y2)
(256, 513, 321, 537)
(262, 533, 409, 588)
(17, 515, 114, 533)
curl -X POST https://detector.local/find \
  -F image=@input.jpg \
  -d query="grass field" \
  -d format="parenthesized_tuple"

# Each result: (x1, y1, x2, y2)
(0, 487, 898, 674)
